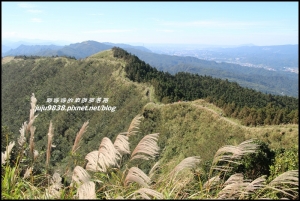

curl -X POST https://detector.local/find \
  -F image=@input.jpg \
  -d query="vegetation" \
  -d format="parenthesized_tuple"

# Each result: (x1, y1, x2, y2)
(1, 48, 298, 199)
(1, 94, 298, 199)
(112, 47, 298, 126)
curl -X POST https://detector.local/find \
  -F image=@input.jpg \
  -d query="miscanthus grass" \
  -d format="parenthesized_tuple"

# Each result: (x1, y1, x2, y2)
(1, 94, 298, 199)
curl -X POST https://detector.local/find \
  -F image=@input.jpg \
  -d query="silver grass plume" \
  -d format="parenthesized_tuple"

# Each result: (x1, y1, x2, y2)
(168, 156, 201, 180)
(114, 132, 130, 155)
(203, 175, 221, 190)
(149, 161, 160, 179)
(29, 126, 36, 156)
(27, 93, 38, 132)
(212, 139, 259, 172)
(46, 121, 54, 166)
(85, 151, 99, 172)
(51, 172, 63, 191)
(127, 114, 143, 137)
(18, 122, 27, 147)
(85, 137, 121, 172)
(124, 167, 151, 188)
(28, 94, 38, 156)
(98, 137, 121, 170)
(71, 121, 89, 154)
(72, 166, 91, 186)
(217, 173, 267, 199)
(45, 172, 63, 199)
(130, 133, 160, 161)
(33, 149, 39, 160)
(132, 188, 164, 199)
(217, 173, 249, 199)
(76, 181, 96, 199)
(242, 175, 267, 197)
(1, 141, 15, 165)
(23, 167, 33, 179)
(267, 170, 299, 199)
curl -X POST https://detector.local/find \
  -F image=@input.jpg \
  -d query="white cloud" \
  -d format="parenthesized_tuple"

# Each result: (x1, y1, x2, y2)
(158, 20, 270, 29)
(2, 31, 18, 38)
(156, 29, 174, 33)
(27, 9, 43, 13)
(18, 3, 35, 8)
(31, 18, 42, 23)
(83, 29, 133, 34)
(89, 13, 104, 16)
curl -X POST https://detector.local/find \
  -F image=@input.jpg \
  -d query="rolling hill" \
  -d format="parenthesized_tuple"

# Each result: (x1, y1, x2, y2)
(2, 48, 298, 172)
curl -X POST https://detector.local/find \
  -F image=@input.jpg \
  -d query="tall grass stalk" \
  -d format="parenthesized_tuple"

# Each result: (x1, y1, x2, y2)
(46, 121, 54, 167)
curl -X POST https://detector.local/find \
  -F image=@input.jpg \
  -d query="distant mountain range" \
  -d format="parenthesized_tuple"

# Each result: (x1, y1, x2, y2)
(2, 40, 298, 97)
(2, 40, 152, 59)
(155, 44, 298, 72)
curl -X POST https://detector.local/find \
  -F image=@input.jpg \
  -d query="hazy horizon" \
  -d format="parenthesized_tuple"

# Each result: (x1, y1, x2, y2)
(2, 38, 298, 48)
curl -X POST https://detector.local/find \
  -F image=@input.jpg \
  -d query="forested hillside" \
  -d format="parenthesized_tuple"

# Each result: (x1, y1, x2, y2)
(2, 50, 151, 169)
(112, 47, 298, 126)
(122, 47, 298, 97)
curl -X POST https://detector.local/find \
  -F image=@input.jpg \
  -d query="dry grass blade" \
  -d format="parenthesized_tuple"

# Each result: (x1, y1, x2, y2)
(124, 167, 151, 188)
(169, 156, 201, 180)
(114, 132, 130, 155)
(72, 166, 91, 185)
(130, 133, 160, 161)
(2, 141, 15, 165)
(134, 188, 164, 199)
(211, 165, 233, 173)
(71, 121, 89, 154)
(76, 181, 96, 199)
(127, 114, 143, 137)
(46, 121, 54, 166)
(18, 122, 27, 146)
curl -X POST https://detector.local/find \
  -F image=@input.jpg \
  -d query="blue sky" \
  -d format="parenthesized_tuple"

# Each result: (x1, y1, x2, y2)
(2, 2, 298, 46)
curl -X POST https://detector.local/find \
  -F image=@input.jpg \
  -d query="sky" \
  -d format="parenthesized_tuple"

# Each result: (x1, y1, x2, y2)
(2, 2, 298, 46)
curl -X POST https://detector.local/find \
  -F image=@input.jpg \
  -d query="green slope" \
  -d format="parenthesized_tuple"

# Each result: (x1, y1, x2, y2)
(137, 99, 298, 175)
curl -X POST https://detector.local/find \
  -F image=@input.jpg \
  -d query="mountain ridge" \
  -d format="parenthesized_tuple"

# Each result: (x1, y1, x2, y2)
(2, 41, 297, 97)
